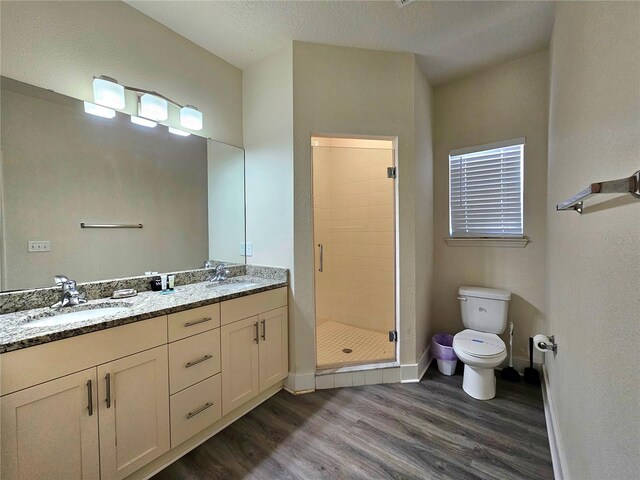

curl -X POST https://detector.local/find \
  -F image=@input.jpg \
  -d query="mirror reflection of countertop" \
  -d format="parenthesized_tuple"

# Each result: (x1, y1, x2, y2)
(0, 275, 287, 353)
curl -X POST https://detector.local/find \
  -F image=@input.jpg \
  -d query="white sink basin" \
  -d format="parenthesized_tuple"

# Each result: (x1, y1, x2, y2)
(25, 307, 129, 329)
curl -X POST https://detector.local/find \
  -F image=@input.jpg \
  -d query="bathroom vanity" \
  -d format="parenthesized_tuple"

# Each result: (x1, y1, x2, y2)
(0, 273, 288, 480)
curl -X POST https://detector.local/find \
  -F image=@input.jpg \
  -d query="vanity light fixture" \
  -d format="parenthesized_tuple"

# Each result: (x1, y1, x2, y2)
(139, 93, 168, 121)
(83, 101, 116, 119)
(179, 105, 203, 131)
(168, 127, 191, 137)
(92, 76, 126, 110)
(131, 116, 157, 128)
(91, 75, 204, 130)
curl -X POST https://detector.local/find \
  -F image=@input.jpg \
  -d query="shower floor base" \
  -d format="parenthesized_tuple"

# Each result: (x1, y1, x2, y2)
(317, 320, 395, 369)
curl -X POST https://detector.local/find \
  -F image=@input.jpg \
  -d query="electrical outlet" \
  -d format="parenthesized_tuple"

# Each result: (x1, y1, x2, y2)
(240, 242, 253, 256)
(28, 241, 51, 252)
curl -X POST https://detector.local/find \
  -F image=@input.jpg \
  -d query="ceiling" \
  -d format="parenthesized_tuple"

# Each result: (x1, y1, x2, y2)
(126, 0, 555, 85)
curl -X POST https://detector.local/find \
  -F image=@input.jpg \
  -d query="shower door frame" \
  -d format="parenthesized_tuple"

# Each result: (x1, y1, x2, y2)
(311, 134, 400, 371)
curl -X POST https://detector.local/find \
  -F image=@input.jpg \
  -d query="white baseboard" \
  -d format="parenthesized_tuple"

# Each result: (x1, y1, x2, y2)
(401, 346, 432, 383)
(541, 365, 568, 480)
(284, 371, 315, 394)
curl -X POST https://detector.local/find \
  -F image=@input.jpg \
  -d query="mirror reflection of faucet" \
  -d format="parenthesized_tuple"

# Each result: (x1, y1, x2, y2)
(51, 274, 87, 309)
(207, 264, 230, 283)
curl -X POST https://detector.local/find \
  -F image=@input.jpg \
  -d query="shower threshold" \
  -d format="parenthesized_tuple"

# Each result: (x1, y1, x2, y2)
(316, 321, 396, 371)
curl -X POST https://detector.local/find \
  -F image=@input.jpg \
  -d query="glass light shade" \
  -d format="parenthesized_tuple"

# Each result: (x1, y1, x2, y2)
(179, 106, 203, 131)
(131, 116, 157, 128)
(140, 94, 168, 121)
(83, 101, 116, 119)
(92, 77, 125, 110)
(168, 127, 191, 137)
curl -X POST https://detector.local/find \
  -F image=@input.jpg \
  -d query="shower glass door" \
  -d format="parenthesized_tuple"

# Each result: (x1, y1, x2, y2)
(312, 136, 396, 369)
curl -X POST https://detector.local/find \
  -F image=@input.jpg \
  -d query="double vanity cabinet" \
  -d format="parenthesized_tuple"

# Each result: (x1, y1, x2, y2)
(0, 286, 288, 480)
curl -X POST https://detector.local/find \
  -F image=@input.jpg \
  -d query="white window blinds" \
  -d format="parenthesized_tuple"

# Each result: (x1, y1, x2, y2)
(449, 139, 524, 238)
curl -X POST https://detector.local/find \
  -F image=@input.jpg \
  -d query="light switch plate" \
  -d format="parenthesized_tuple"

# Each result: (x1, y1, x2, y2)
(245, 242, 253, 256)
(240, 242, 246, 255)
(28, 241, 51, 252)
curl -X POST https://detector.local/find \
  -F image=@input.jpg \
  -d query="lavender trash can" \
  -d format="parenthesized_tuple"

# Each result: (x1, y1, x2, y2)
(431, 334, 458, 376)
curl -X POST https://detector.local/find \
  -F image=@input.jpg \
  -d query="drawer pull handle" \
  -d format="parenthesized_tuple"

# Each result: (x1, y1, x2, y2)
(261, 319, 266, 341)
(184, 317, 212, 328)
(87, 379, 93, 416)
(105, 373, 111, 408)
(254, 321, 259, 344)
(185, 354, 213, 368)
(187, 402, 214, 419)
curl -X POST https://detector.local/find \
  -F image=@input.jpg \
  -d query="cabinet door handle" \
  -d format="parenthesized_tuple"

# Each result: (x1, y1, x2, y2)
(318, 243, 324, 272)
(87, 379, 93, 416)
(254, 321, 259, 344)
(261, 319, 266, 341)
(184, 317, 212, 328)
(186, 402, 214, 420)
(105, 373, 111, 408)
(185, 354, 213, 368)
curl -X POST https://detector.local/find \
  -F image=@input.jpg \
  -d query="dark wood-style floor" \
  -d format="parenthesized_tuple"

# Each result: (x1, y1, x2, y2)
(153, 365, 553, 480)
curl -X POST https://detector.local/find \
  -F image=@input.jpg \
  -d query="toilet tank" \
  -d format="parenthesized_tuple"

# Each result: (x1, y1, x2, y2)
(458, 286, 511, 334)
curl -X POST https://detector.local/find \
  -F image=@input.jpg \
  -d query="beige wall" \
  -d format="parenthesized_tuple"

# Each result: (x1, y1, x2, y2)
(546, 3, 640, 479)
(414, 60, 435, 362)
(313, 145, 395, 334)
(242, 45, 294, 271)
(432, 51, 549, 364)
(1, 84, 208, 289)
(0, 0, 242, 146)
(292, 42, 434, 374)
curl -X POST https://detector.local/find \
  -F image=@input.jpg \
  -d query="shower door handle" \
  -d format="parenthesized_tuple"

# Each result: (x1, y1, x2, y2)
(318, 244, 323, 272)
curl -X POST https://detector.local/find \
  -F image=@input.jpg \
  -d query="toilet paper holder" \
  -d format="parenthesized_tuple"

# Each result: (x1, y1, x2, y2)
(537, 335, 558, 354)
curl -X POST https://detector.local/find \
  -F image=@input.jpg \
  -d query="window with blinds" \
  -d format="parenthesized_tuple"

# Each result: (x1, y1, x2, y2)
(449, 138, 524, 238)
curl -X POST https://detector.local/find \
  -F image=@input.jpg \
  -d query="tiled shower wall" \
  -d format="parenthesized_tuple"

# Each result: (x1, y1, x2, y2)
(313, 145, 395, 334)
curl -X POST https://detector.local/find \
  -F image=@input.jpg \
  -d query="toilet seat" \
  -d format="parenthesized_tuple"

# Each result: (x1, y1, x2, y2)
(453, 329, 505, 358)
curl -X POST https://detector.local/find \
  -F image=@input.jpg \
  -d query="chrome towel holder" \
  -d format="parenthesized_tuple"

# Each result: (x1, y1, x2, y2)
(80, 223, 143, 229)
(556, 170, 640, 213)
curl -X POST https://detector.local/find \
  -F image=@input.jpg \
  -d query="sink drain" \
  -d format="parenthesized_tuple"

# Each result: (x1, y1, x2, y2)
(342, 348, 353, 354)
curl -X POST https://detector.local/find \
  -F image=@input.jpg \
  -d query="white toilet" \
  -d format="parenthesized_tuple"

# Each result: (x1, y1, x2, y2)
(453, 286, 511, 400)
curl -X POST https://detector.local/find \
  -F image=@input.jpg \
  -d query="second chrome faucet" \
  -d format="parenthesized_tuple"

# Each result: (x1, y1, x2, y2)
(52, 274, 87, 309)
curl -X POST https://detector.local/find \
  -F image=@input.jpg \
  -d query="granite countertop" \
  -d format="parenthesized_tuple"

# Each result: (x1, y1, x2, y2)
(0, 275, 287, 354)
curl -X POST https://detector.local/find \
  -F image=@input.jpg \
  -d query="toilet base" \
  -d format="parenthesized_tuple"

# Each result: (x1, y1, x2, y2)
(462, 364, 497, 400)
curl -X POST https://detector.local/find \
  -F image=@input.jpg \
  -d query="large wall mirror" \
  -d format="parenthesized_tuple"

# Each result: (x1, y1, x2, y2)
(0, 77, 245, 291)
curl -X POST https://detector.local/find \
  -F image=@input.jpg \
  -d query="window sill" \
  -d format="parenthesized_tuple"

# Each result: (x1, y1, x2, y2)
(444, 237, 529, 248)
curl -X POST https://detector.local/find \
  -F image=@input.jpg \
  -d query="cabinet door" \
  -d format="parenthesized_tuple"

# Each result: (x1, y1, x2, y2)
(221, 315, 260, 415)
(98, 345, 170, 480)
(1, 368, 99, 480)
(259, 306, 289, 392)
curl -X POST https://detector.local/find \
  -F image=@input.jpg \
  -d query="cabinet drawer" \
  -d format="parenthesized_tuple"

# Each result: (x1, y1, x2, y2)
(170, 374, 222, 449)
(168, 304, 220, 342)
(220, 287, 287, 326)
(169, 328, 221, 394)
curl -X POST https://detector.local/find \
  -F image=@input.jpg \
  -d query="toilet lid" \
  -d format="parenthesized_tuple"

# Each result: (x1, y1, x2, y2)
(454, 330, 505, 357)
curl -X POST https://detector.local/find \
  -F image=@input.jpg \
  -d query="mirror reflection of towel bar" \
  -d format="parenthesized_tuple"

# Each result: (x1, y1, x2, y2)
(80, 223, 143, 229)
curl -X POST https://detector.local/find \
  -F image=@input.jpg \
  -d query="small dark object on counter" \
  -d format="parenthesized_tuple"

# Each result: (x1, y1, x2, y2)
(149, 278, 163, 291)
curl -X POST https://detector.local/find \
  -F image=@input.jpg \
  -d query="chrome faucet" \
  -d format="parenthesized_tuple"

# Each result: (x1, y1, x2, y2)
(52, 275, 87, 309)
(207, 264, 230, 283)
